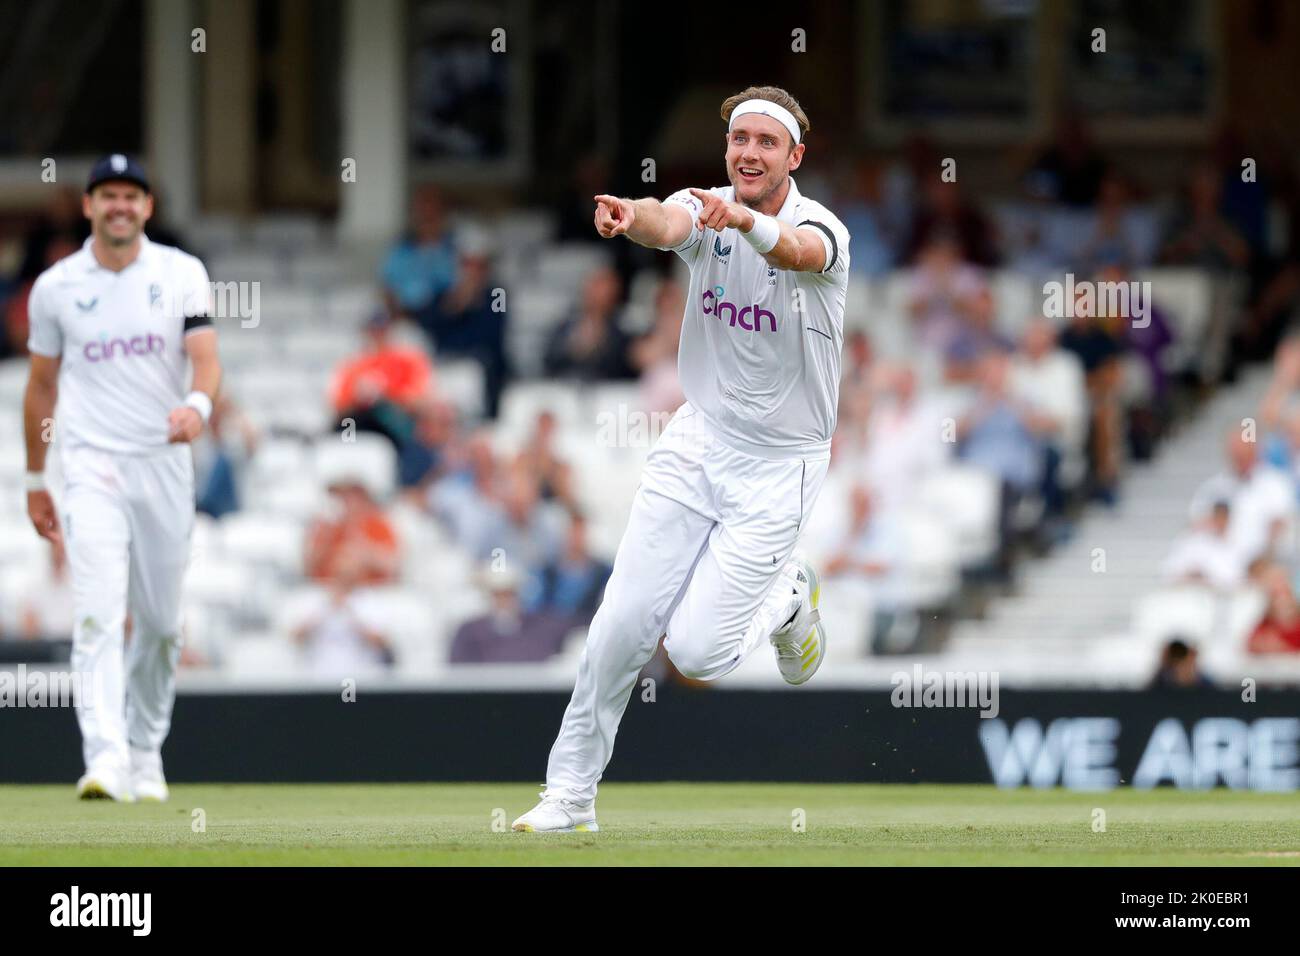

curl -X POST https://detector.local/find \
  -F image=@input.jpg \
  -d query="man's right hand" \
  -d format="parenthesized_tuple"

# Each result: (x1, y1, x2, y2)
(27, 489, 62, 547)
(593, 195, 635, 238)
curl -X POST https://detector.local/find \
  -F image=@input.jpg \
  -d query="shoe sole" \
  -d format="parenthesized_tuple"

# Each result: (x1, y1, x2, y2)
(512, 822, 599, 833)
(76, 780, 132, 802)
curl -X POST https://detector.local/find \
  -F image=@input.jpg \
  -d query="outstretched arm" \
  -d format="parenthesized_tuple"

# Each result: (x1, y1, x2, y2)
(593, 194, 693, 250)
(686, 188, 830, 273)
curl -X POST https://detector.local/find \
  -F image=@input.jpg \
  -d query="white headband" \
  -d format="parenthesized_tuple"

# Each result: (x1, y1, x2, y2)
(727, 98, 802, 145)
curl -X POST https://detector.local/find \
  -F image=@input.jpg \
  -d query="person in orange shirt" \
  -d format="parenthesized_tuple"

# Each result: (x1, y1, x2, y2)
(304, 479, 401, 586)
(330, 311, 434, 446)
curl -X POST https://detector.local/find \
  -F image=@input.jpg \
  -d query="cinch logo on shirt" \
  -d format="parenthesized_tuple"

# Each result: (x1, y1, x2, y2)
(83, 334, 166, 363)
(702, 285, 777, 332)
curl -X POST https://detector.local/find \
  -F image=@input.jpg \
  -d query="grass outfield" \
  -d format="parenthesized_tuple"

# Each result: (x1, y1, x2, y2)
(1, 783, 1299, 865)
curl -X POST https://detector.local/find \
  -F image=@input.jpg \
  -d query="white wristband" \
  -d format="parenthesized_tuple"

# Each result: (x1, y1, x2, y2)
(741, 211, 780, 254)
(185, 391, 213, 424)
(25, 472, 46, 493)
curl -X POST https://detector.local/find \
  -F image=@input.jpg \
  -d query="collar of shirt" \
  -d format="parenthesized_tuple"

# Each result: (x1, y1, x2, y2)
(79, 232, 154, 274)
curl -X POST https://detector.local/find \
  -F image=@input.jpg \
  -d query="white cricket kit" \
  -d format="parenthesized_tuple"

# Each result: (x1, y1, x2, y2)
(27, 234, 213, 781)
(545, 177, 850, 804)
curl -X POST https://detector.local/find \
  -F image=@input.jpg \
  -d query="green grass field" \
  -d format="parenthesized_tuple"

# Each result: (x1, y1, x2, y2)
(1, 783, 1298, 865)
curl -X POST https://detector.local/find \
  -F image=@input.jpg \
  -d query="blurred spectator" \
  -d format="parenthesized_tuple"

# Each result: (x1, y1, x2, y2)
(822, 484, 907, 654)
(1057, 291, 1125, 504)
(1024, 110, 1109, 207)
(422, 227, 511, 419)
(1162, 500, 1246, 591)
(523, 513, 612, 625)
(957, 351, 1047, 582)
(515, 410, 577, 510)
(839, 157, 900, 277)
(1247, 562, 1300, 654)
(330, 310, 435, 448)
(942, 285, 1012, 383)
(630, 278, 685, 415)
(862, 363, 947, 509)
(1189, 429, 1296, 566)
(464, 465, 566, 571)
(544, 266, 634, 380)
(13, 542, 73, 641)
(1012, 318, 1088, 542)
(905, 177, 998, 267)
(381, 184, 458, 319)
(427, 430, 501, 548)
(194, 394, 260, 519)
(449, 564, 574, 664)
(18, 186, 87, 282)
(908, 232, 988, 356)
(305, 479, 401, 586)
(3, 233, 79, 360)
(1150, 639, 1213, 688)
(1160, 162, 1251, 273)
(1078, 170, 1149, 273)
(398, 396, 458, 492)
(1096, 263, 1175, 461)
(291, 556, 395, 678)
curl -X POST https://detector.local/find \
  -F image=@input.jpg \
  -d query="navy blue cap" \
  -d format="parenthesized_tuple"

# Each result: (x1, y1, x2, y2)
(85, 153, 151, 194)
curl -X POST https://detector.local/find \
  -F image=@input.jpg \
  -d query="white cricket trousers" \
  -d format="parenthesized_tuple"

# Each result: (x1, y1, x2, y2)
(545, 403, 829, 804)
(61, 443, 194, 778)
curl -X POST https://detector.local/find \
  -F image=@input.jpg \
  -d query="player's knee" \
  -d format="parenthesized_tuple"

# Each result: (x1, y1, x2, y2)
(664, 640, 725, 682)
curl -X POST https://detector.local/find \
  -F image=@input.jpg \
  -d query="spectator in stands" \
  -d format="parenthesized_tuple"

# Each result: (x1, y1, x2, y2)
(544, 265, 634, 381)
(291, 552, 395, 678)
(398, 396, 458, 493)
(515, 410, 578, 511)
(421, 226, 511, 419)
(1078, 170, 1149, 273)
(839, 156, 900, 278)
(193, 393, 260, 519)
(862, 363, 948, 509)
(907, 231, 989, 357)
(1096, 262, 1176, 461)
(449, 564, 575, 664)
(523, 512, 612, 626)
(13, 541, 73, 641)
(943, 285, 1012, 384)
(426, 429, 502, 549)
(330, 310, 435, 448)
(904, 177, 998, 268)
(1162, 500, 1247, 591)
(1247, 562, 1300, 654)
(1189, 428, 1296, 566)
(1057, 288, 1125, 505)
(1159, 162, 1251, 273)
(1257, 335, 1300, 487)
(381, 184, 458, 319)
(630, 278, 686, 415)
(1012, 318, 1088, 544)
(461, 464, 567, 573)
(304, 479, 401, 586)
(17, 186, 87, 283)
(835, 331, 879, 461)
(1150, 639, 1213, 688)
(1024, 109, 1109, 208)
(3, 233, 79, 360)
(957, 351, 1048, 583)
(823, 484, 907, 654)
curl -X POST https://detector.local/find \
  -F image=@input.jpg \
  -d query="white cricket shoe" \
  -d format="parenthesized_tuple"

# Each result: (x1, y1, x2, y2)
(769, 551, 825, 685)
(130, 748, 169, 802)
(512, 792, 599, 832)
(76, 766, 134, 802)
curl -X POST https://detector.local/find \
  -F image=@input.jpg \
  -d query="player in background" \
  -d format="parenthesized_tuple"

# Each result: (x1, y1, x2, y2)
(22, 155, 221, 801)
(514, 86, 851, 832)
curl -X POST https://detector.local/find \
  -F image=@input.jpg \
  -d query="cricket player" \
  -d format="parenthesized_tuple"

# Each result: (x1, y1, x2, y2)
(514, 86, 850, 832)
(22, 154, 220, 801)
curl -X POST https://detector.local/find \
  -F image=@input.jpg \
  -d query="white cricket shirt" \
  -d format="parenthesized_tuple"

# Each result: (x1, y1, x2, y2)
(27, 234, 214, 455)
(660, 176, 850, 458)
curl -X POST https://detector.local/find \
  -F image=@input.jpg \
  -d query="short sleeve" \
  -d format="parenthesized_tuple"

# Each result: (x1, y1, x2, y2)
(182, 257, 215, 334)
(796, 210, 851, 277)
(660, 189, 706, 256)
(25, 276, 63, 358)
